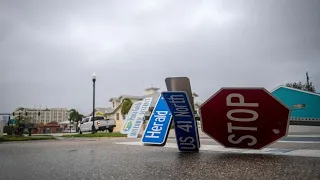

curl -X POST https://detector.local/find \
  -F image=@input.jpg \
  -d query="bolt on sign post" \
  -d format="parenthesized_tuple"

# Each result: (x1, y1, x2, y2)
(199, 87, 290, 150)
(162, 91, 200, 152)
(141, 95, 172, 146)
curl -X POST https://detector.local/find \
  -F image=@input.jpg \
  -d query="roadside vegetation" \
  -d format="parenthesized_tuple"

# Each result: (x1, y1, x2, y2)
(0, 135, 56, 142)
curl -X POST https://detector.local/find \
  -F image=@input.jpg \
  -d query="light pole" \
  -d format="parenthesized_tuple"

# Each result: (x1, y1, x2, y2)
(91, 73, 96, 134)
(70, 120, 73, 133)
(18, 110, 22, 124)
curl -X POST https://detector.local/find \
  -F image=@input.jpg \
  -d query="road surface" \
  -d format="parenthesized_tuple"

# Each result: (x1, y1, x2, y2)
(0, 126, 319, 180)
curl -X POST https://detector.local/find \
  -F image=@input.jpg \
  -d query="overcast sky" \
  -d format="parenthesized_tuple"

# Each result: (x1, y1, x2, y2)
(1, 0, 319, 114)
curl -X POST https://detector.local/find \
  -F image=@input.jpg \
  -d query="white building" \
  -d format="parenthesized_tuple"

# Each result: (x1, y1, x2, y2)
(13, 107, 69, 124)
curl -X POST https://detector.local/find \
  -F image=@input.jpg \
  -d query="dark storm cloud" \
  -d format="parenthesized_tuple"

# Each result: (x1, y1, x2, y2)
(1, 0, 319, 114)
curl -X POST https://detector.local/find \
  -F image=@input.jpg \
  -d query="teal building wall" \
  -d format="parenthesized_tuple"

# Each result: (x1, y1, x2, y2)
(271, 86, 320, 120)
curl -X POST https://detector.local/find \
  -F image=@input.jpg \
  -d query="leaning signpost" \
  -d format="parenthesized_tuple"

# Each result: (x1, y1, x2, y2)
(120, 101, 143, 134)
(199, 87, 291, 149)
(162, 91, 200, 152)
(128, 97, 153, 138)
(141, 95, 172, 146)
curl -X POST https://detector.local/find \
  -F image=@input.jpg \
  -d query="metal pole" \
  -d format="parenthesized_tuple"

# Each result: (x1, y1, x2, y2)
(306, 72, 310, 87)
(92, 78, 96, 134)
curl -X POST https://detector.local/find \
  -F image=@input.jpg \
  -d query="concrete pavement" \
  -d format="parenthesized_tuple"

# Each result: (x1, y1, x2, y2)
(1, 137, 320, 180)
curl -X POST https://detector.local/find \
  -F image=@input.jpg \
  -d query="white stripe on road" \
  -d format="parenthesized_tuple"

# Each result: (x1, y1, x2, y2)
(115, 142, 320, 158)
(287, 135, 320, 138)
(185, 138, 320, 144)
(277, 141, 320, 144)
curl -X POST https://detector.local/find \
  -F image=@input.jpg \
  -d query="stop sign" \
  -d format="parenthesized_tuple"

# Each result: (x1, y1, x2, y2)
(199, 88, 290, 149)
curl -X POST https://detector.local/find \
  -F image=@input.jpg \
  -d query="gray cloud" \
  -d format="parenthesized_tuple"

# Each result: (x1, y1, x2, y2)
(1, 0, 319, 114)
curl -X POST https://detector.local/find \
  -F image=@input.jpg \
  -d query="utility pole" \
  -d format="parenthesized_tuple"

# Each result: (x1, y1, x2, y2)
(306, 71, 310, 87)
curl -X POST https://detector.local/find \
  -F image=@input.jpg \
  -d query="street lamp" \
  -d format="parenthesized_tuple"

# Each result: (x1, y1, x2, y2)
(18, 110, 22, 124)
(91, 73, 96, 134)
(70, 120, 73, 133)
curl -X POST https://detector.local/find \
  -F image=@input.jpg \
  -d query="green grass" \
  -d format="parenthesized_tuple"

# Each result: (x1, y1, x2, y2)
(62, 132, 127, 138)
(0, 135, 56, 142)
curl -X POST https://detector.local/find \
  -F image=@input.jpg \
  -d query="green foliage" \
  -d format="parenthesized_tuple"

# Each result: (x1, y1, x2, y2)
(68, 109, 85, 122)
(121, 98, 133, 115)
(0, 135, 56, 142)
(286, 81, 316, 92)
(13, 115, 32, 126)
(3, 126, 14, 135)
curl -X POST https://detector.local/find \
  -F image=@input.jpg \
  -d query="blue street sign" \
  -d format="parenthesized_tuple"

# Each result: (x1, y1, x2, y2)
(162, 91, 200, 152)
(141, 95, 172, 146)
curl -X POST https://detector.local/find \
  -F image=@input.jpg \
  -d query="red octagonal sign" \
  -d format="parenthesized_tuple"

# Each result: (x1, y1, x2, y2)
(199, 88, 290, 150)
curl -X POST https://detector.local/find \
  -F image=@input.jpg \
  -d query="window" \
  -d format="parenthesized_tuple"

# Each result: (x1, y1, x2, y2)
(116, 113, 120, 120)
(113, 102, 115, 108)
(292, 104, 306, 109)
(122, 115, 126, 120)
(94, 116, 104, 120)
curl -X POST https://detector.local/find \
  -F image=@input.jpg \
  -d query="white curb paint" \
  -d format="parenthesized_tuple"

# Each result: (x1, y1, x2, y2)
(115, 142, 320, 158)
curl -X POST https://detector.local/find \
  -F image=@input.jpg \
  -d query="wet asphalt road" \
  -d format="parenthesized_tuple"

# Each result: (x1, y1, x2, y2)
(1, 137, 320, 180)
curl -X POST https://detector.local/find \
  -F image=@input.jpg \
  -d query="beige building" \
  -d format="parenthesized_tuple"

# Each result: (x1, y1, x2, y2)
(13, 107, 69, 124)
(93, 87, 202, 132)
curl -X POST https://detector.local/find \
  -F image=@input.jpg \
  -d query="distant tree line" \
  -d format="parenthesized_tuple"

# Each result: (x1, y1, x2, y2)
(286, 81, 316, 93)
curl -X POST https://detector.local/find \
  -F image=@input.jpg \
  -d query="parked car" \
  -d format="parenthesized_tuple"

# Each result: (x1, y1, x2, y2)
(79, 116, 116, 134)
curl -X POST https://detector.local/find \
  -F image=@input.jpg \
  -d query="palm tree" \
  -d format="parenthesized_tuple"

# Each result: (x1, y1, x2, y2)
(121, 98, 133, 116)
(68, 109, 85, 123)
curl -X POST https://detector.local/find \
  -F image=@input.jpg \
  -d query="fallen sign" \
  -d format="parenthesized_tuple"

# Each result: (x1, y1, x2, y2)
(120, 101, 143, 134)
(141, 95, 172, 146)
(128, 97, 153, 138)
(199, 87, 290, 150)
(162, 91, 200, 152)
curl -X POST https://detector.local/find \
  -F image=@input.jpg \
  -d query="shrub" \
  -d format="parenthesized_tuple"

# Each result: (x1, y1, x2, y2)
(4, 126, 14, 135)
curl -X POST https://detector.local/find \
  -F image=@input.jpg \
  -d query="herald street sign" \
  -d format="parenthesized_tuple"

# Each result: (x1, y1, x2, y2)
(162, 91, 200, 152)
(199, 87, 290, 150)
(141, 95, 172, 146)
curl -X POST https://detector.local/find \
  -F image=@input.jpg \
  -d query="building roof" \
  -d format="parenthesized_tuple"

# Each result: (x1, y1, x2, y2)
(109, 95, 142, 102)
(40, 122, 60, 127)
(141, 92, 161, 107)
(96, 107, 114, 113)
(104, 92, 161, 115)
(271, 85, 320, 96)
(145, 87, 160, 91)
(109, 87, 161, 102)
(192, 92, 199, 97)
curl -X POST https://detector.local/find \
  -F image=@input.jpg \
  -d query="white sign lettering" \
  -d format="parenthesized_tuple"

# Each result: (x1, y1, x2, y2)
(226, 93, 259, 147)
